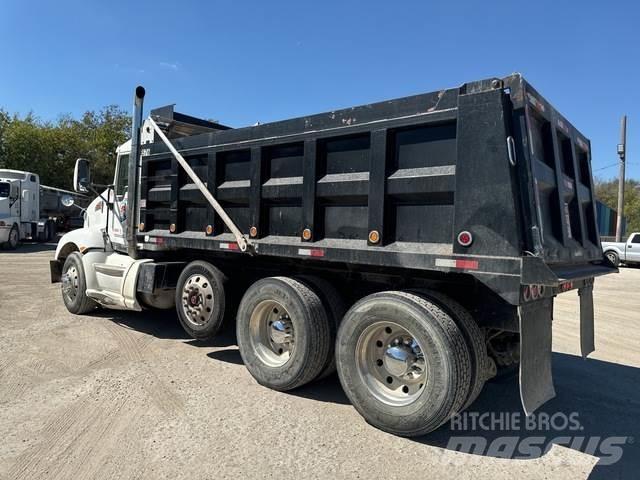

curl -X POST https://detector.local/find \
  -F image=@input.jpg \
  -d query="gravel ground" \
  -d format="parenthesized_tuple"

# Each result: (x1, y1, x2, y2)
(0, 243, 638, 480)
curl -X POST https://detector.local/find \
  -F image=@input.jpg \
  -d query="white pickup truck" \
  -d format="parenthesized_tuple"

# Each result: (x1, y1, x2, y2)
(601, 232, 640, 266)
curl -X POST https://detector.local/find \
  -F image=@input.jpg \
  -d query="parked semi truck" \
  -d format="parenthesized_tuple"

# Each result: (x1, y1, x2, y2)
(0, 169, 86, 249)
(50, 75, 616, 437)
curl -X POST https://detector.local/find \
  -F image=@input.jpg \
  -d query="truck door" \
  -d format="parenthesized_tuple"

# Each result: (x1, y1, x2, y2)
(627, 233, 640, 262)
(109, 153, 130, 248)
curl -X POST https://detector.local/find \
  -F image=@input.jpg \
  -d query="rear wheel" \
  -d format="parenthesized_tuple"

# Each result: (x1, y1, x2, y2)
(61, 252, 97, 314)
(175, 261, 227, 340)
(412, 290, 489, 409)
(236, 277, 331, 391)
(605, 250, 620, 267)
(295, 275, 346, 379)
(336, 291, 471, 437)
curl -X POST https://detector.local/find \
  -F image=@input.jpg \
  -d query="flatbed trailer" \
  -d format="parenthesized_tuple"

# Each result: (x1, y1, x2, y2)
(51, 74, 616, 437)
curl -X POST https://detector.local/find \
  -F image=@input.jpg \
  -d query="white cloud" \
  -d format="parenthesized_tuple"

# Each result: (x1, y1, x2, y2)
(159, 62, 179, 71)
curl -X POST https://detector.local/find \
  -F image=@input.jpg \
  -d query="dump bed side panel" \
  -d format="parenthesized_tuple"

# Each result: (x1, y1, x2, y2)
(140, 87, 473, 252)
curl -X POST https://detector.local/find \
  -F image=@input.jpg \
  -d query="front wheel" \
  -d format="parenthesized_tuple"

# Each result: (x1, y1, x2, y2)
(336, 291, 472, 437)
(61, 252, 97, 314)
(6, 225, 19, 250)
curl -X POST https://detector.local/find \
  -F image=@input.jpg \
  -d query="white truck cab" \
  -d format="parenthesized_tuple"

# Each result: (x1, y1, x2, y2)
(51, 122, 164, 312)
(0, 169, 64, 249)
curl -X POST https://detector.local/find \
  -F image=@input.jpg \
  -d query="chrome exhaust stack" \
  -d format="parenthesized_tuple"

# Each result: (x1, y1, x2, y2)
(127, 86, 145, 259)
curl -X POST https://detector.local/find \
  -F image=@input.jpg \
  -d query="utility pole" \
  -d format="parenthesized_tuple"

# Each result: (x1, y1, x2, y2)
(615, 115, 627, 242)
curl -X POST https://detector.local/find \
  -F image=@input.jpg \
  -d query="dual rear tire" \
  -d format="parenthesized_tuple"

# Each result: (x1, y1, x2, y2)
(174, 261, 487, 437)
(336, 291, 487, 436)
(236, 277, 333, 391)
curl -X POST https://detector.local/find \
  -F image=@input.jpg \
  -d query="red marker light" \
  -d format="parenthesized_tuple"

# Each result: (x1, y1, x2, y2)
(457, 231, 473, 247)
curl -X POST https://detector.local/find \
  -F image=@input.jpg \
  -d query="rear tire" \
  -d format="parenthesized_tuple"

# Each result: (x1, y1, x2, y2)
(61, 252, 97, 314)
(236, 277, 331, 391)
(336, 291, 471, 437)
(175, 261, 228, 340)
(412, 290, 488, 409)
(605, 250, 620, 267)
(294, 275, 346, 379)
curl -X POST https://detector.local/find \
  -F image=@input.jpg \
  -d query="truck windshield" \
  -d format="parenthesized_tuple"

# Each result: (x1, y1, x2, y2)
(0, 182, 9, 198)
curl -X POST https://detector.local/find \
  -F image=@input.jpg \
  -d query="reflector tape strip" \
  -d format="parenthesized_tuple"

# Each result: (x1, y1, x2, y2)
(435, 258, 479, 270)
(143, 236, 165, 245)
(220, 242, 240, 251)
(298, 248, 325, 257)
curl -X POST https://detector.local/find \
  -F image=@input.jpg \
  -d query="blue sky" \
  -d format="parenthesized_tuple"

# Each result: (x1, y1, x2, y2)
(1, 0, 639, 179)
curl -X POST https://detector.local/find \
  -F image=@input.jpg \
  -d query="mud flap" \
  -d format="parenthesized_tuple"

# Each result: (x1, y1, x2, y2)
(578, 284, 595, 358)
(518, 298, 556, 416)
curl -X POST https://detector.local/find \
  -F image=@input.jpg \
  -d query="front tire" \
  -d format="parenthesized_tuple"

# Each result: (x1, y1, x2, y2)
(6, 225, 19, 250)
(336, 291, 471, 437)
(61, 252, 97, 314)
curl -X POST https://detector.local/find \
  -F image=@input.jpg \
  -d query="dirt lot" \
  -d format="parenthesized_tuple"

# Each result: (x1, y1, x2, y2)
(0, 244, 638, 480)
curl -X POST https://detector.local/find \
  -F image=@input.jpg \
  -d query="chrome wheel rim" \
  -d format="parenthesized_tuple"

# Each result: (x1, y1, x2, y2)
(249, 300, 295, 367)
(181, 274, 214, 327)
(356, 321, 426, 406)
(62, 265, 79, 302)
(606, 252, 617, 264)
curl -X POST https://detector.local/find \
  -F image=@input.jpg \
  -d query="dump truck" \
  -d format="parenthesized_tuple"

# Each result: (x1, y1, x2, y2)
(50, 74, 616, 437)
(0, 169, 86, 249)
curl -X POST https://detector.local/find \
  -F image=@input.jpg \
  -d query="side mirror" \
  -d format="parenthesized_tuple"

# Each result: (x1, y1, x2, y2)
(73, 158, 91, 193)
(61, 194, 75, 207)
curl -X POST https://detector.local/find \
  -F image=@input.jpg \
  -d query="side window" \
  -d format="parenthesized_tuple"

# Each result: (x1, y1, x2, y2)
(631, 234, 640, 244)
(116, 154, 130, 198)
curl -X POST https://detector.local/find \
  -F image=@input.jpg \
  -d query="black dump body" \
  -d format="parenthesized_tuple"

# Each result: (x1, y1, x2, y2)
(136, 74, 614, 305)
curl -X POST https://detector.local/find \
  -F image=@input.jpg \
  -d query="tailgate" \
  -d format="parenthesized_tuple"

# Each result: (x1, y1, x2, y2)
(509, 78, 604, 266)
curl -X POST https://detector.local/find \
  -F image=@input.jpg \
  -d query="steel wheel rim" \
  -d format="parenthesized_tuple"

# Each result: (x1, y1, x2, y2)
(62, 265, 79, 302)
(249, 300, 295, 367)
(355, 321, 427, 407)
(181, 274, 215, 327)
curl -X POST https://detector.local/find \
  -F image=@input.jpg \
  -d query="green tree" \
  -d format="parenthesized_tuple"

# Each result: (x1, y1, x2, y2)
(595, 177, 640, 233)
(0, 106, 130, 189)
